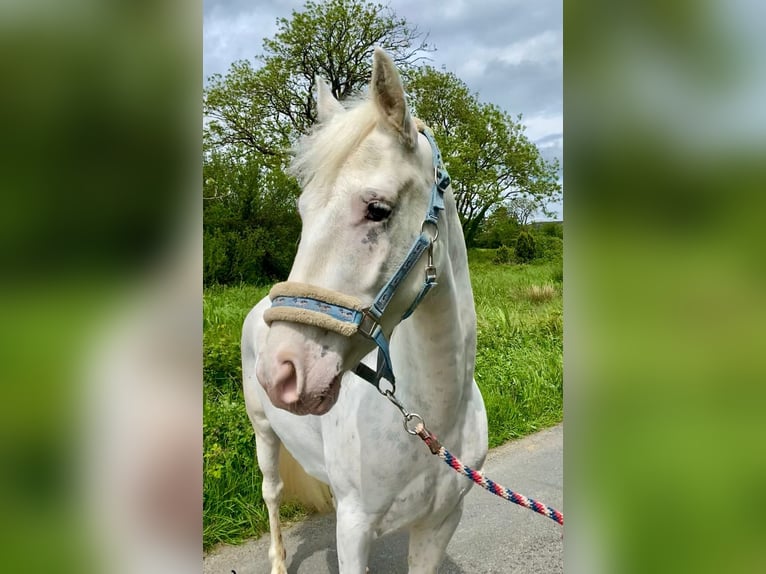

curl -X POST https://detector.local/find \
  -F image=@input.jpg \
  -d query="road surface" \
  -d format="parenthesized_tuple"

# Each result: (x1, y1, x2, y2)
(204, 423, 563, 573)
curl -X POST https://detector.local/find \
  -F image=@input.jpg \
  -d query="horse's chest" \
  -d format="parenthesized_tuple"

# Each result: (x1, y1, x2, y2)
(372, 462, 466, 536)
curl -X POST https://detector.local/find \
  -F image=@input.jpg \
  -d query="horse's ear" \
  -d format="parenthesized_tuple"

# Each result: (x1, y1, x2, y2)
(316, 76, 344, 123)
(370, 47, 418, 149)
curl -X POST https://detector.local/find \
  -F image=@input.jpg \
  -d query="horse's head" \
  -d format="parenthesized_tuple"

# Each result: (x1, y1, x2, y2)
(256, 48, 447, 415)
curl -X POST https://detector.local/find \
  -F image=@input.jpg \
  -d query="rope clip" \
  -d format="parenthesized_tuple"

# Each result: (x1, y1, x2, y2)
(414, 422, 442, 454)
(425, 241, 437, 284)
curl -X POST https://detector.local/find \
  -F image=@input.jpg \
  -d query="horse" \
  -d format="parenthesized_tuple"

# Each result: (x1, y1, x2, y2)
(241, 47, 488, 574)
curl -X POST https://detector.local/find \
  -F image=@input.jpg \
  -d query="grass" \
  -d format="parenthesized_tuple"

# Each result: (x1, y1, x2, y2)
(468, 252, 563, 446)
(203, 250, 563, 549)
(525, 283, 557, 303)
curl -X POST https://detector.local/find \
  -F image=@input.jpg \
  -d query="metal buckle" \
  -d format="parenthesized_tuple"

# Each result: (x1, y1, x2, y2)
(425, 240, 437, 284)
(358, 309, 380, 338)
(438, 173, 451, 192)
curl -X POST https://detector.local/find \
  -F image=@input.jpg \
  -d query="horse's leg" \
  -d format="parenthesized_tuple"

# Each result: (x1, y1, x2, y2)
(406, 500, 463, 574)
(335, 503, 374, 574)
(248, 403, 288, 574)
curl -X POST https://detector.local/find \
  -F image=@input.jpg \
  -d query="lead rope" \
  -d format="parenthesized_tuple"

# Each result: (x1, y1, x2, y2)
(412, 422, 564, 526)
(382, 392, 564, 526)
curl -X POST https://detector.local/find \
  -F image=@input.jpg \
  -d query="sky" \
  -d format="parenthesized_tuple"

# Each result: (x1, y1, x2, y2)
(203, 0, 563, 220)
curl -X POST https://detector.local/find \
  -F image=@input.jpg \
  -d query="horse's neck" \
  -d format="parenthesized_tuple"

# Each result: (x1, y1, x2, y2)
(392, 215, 476, 426)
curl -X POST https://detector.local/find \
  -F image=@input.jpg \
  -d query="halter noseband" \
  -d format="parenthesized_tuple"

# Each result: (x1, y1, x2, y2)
(263, 127, 450, 395)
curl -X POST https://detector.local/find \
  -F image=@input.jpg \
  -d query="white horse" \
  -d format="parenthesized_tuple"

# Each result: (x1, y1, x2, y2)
(241, 48, 488, 574)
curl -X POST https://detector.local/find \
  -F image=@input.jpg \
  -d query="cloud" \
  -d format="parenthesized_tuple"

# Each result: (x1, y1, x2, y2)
(203, 0, 305, 81)
(524, 113, 563, 142)
(390, 0, 562, 130)
(459, 30, 561, 77)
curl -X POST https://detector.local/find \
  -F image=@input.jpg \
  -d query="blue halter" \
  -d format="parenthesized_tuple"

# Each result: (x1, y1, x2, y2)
(267, 127, 451, 395)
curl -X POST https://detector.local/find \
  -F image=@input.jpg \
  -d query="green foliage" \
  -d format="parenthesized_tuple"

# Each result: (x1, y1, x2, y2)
(551, 260, 564, 284)
(534, 234, 563, 262)
(203, 147, 301, 285)
(203, 284, 270, 391)
(539, 221, 563, 238)
(263, 0, 430, 122)
(406, 67, 562, 246)
(493, 245, 514, 265)
(203, 386, 262, 543)
(515, 230, 537, 263)
(475, 206, 521, 248)
(467, 249, 496, 266)
(204, 323, 242, 391)
(203, 257, 563, 547)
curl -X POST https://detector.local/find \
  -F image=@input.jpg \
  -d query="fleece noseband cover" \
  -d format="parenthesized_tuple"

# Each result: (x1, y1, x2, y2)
(263, 281, 365, 337)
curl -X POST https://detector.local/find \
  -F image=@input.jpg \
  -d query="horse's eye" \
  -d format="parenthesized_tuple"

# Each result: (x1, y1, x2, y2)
(365, 201, 392, 222)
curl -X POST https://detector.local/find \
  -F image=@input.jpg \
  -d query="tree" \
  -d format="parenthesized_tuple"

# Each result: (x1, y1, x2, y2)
(507, 195, 546, 226)
(204, 0, 432, 158)
(515, 230, 537, 263)
(406, 67, 561, 246)
(474, 206, 521, 248)
(203, 146, 301, 284)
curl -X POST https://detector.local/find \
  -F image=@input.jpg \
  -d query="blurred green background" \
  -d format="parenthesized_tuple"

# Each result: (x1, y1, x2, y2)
(566, 0, 766, 572)
(0, 0, 201, 572)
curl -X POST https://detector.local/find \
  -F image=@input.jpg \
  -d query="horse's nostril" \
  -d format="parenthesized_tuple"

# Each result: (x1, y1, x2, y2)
(274, 360, 300, 404)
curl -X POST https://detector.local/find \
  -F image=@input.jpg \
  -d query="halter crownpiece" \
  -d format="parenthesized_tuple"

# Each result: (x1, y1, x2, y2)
(264, 125, 450, 394)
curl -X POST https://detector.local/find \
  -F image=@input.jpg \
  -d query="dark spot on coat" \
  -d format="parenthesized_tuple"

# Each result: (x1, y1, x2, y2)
(362, 228, 379, 245)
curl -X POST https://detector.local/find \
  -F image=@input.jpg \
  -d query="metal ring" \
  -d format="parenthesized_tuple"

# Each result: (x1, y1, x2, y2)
(377, 378, 395, 397)
(404, 413, 424, 435)
(420, 220, 439, 242)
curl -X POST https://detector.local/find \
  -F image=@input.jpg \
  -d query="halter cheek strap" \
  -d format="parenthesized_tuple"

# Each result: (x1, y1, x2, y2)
(263, 126, 451, 395)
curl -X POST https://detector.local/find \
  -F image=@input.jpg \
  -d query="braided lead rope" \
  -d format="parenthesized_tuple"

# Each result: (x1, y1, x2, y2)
(414, 423, 564, 526)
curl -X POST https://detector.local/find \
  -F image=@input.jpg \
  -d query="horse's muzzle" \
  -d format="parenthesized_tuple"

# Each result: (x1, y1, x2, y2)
(256, 328, 345, 416)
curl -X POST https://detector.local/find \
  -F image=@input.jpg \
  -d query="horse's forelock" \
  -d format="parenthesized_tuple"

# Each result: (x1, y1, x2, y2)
(289, 100, 379, 194)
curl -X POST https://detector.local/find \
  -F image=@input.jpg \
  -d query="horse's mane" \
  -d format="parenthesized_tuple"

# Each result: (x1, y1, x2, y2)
(288, 99, 378, 194)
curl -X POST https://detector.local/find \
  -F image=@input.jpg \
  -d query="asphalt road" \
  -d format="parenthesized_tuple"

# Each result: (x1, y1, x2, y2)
(204, 423, 563, 574)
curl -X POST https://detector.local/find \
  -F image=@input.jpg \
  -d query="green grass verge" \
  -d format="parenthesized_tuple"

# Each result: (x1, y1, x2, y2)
(203, 251, 563, 548)
(469, 253, 563, 446)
